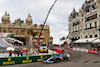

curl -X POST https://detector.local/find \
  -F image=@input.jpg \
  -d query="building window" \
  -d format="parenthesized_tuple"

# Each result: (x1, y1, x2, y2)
(85, 25, 87, 29)
(22, 32, 24, 35)
(16, 22, 19, 25)
(34, 24, 37, 28)
(10, 30, 12, 33)
(90, 35, 92, 38)
(99, 20, 100, 27)
(82, 14, 83, 17)
(85, 14, 97, 22)
(95, 34, 98, 37)
(16, 30, 18, 35)
(95, 22, 97, 27)
(85, 36, 88, 38)
(4, 30, 6, 33)
(90, 23, 91, 28)
(4, 22, 6, 24)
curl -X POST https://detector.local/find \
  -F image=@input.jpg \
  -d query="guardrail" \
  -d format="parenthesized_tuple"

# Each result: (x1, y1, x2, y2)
(0, 54, 57, 66)
(68, 47, 99, 55)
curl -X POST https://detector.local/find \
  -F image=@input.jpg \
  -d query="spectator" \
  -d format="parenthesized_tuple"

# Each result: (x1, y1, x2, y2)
(21, 50, 23, 56)
(9, 50, 13, 56)
(17, 50, 20, 56)
(33, 52, 34, 55)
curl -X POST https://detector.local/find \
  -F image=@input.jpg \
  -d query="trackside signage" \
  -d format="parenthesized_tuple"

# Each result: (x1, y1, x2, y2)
(88, 50, 99, 55)
(81, 49, 88, 52)
(2, 58, 15, 65)
(22, 57, 32, 63)
(73, 48, 88, 53)
(68, 47, 73, 50)
(0, 54, 57, 66)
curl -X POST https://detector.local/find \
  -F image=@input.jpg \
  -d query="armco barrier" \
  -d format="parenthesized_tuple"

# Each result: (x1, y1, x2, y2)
(68, 47, 73, 50)
(88, 49, 99, 55)
(68, 47, 99, 55)
(73, 48, 88, 53)
(0, 54, 56, 66)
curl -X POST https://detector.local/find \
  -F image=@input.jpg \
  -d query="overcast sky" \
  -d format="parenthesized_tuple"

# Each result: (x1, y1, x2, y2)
(0, 0, 85, 44)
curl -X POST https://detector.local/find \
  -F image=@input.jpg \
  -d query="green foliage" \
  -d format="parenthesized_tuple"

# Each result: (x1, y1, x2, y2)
(27, 29, 39, 38)
(7, 33, 14, 38)
(19, 18, 24, 26)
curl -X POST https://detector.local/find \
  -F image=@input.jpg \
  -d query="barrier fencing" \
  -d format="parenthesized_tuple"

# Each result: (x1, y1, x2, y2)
(68, 47, 99, 55)
(0, 54, 56, 66)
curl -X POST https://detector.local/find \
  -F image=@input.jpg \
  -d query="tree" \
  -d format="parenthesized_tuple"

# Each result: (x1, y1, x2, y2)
(60, 38, 63, 44)
(26, 28, 39, 55)
(60, 37, 65, 44)
(7, 33, 14, 38)
(62, 37, 65, 41)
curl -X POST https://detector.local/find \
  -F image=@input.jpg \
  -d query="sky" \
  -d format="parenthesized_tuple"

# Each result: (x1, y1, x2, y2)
(0, 0, 85, 44)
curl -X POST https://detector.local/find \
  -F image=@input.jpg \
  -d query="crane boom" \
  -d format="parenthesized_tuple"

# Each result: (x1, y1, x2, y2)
(37, 0, 57, 46)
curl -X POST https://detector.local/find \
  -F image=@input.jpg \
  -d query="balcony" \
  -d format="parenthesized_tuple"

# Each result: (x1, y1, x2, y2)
(35, 36, 44, 39)
(73, 21, 80, 26)
(84, 26, 97, 30)
(72, 30, 79, 33)
(85, 14, 97, 22)
(14, 35, 25, 37)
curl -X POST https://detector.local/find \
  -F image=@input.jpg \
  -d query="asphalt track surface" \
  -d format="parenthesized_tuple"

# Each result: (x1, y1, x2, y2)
(0, 37, 12, 47)
(2, 49, 100, 67)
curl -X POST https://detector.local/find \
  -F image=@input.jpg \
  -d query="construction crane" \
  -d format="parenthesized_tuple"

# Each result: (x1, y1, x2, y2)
(37, 0, 57, 47)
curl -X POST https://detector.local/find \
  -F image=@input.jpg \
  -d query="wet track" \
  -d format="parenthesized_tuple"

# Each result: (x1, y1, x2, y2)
(2, 49, 100, 67)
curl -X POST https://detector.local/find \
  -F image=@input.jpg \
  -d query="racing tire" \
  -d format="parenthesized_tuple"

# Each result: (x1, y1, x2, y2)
(56, 59, 60, 63)
(64, 57, 68, 60)
(66, 57, 68, 60)
(54, 59, 57, 63)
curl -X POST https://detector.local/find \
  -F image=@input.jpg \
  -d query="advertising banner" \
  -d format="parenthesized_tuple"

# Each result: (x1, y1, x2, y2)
(73, 48, 88, 53)
(88, 49, 99, 55)
(0, 54, 55, 66)
(81, 49, 88, 53)
(73, 48, 78, 51)
(68, 47, 73, 50)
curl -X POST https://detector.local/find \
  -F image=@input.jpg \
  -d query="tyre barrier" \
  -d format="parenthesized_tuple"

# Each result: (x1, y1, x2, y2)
(0, 54, 57, 66)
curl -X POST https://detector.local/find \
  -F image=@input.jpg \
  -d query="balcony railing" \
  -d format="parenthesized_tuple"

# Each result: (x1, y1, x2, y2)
(85, 14, 97, 22)
(35, 36, 44, 38)
(72, 30, 79, 33)
(84, 26, 97, 30)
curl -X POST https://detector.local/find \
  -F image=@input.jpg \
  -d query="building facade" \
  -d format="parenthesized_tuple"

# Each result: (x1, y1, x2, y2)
(0, 12, 53, 46)
(68, 0, 100, 42)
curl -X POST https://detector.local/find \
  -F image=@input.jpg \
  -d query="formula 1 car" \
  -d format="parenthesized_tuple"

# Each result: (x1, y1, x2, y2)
(43, 54, 70, 63)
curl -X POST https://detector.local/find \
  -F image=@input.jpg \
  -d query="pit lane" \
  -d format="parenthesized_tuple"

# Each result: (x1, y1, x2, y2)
(1, 49, 100, 67)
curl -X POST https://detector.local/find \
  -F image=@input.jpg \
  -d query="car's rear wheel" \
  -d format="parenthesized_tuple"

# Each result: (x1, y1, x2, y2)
(54, 59, 57, 63)
(64, 57, 68, 60)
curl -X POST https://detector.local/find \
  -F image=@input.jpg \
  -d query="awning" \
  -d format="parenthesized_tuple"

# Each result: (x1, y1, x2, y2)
(92, 39, 100, 43)
(74, 38, 97, 43)
(7, 37, 23, 44)
(15, 40, 23, 44)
